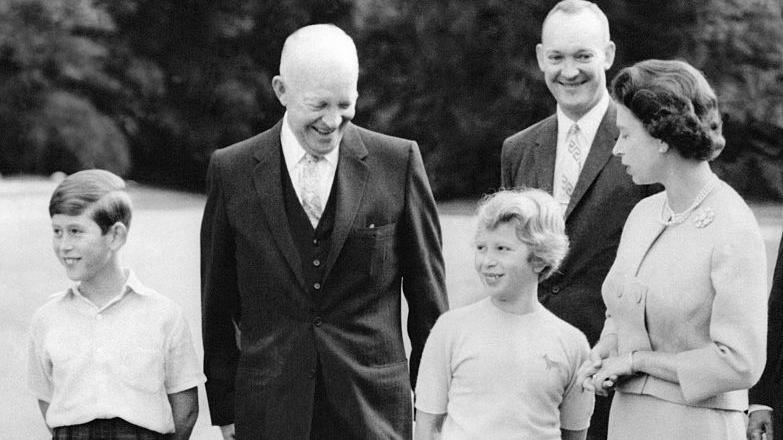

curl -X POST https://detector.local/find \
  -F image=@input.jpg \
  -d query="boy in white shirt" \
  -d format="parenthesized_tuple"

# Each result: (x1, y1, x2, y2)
(415, 189, 594, 440)
(28, 169, 206, 439)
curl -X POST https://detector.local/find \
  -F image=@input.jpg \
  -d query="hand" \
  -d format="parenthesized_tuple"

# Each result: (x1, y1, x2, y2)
(747, 410, 773, 440)
(576, 349, 604, 393)
(220, 424, 236, 440)
(591, 353, 634, 395)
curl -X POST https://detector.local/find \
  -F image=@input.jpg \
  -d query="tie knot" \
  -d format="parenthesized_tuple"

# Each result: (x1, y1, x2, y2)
(304, 153, 321, 164)
(567, 123, 580, 137)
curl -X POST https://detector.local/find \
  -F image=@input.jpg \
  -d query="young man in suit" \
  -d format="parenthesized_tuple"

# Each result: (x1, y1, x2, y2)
(500, 1, 658, 438)
(200, 24, 448, 440)
(748, 232, 783, 440)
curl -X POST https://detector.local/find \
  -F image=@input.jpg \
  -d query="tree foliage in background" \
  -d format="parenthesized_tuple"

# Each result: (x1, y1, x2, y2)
(0, 0, 781, 200)
(0, 0, 130, 175)
(690, 0, 783, 200)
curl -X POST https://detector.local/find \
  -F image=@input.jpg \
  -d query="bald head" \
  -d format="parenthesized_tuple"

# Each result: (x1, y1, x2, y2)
(279, 24, 359, 86)
(272, 24, 360, 157)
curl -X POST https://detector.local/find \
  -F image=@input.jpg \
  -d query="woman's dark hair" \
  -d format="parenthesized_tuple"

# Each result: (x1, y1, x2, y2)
(610, 59, 725, 161)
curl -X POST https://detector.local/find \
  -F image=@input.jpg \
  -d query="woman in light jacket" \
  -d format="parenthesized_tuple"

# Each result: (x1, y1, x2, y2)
(577, 59, 768, 440)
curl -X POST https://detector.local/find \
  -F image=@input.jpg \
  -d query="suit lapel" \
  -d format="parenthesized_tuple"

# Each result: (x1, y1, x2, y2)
(532, 118, 557, 193)
(251, 121, 307, 291)
(322, 124, 369, 279)
(565, 103, 618, 219)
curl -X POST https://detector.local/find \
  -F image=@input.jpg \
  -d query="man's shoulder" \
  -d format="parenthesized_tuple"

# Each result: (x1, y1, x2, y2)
(503, 114, 557, 149)
(351, 124, 414, 150)
(213, 123, 281, 161)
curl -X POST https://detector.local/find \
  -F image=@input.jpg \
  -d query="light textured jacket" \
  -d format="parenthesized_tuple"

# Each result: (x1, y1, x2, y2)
(601, 180, 767, 410)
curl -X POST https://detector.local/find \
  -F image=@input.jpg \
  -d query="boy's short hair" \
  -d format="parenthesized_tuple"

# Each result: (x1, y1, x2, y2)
(476, 188, 569, 280)
(49, 169, 132, 234)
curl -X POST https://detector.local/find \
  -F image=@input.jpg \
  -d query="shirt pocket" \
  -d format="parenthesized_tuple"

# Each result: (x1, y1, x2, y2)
(114, 346, 165, 394)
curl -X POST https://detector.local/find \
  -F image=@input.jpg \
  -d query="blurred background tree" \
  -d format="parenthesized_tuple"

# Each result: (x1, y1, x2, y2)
(1, 0, 781, 201)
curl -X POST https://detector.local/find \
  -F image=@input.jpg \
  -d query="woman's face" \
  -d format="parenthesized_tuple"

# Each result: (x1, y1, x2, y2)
(612, 103, 666, 185)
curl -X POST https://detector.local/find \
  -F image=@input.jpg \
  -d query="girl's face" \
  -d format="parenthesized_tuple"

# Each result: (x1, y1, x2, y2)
(474, 222, 539, 303)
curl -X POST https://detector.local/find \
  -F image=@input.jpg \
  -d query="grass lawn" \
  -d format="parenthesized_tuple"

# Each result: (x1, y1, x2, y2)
(1, 177, 780, 439)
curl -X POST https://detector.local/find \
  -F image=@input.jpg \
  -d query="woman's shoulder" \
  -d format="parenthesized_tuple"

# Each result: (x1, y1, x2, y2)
(705, 180, 760, 235)
(632, 191, 667, 215)
(620, 191, 666, 232)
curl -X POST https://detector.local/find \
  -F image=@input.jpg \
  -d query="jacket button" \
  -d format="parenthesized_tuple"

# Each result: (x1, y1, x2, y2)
(313, 282, 321, 290)
(313, 259, 321, 267)
(551, 286, 560, 294)
(313, 317, 323, 327)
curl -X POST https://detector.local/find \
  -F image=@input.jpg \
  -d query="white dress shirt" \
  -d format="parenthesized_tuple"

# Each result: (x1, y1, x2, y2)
(27, 270, 206, 433)
(281, 112, 339, 207)
(553, 91, 611, 202)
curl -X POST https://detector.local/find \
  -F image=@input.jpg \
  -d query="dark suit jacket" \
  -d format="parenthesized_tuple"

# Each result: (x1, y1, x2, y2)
(750, 232, 783, 433)
(501, 103, 659, 439)
(501, 103, 656, 345)
(201, 121, 448, 439)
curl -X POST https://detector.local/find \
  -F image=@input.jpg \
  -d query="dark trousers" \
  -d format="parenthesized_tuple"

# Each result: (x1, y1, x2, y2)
(586, 393, 611, 440)
(53, 418, 166, 440)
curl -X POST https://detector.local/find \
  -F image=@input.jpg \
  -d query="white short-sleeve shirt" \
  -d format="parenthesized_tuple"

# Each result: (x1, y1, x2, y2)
(27, 270, 206, 434)
(415, 298, 594, 439)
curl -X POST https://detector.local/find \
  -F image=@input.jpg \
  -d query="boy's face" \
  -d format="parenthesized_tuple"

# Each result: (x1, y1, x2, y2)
(51, 213, 115, 283)
(474, 222, 539, 302)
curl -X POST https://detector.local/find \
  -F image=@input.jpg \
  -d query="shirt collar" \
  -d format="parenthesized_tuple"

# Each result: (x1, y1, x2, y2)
(555, 90, 610, 142)
(65, 268, 153, 301)
(280, 112, 340, 174)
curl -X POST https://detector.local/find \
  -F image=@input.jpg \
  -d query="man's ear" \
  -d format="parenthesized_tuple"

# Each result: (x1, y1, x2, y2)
(535, 43, 546, 72)
(271, 76, 287, 106)
(604, 40, 616, 70)
(108, 222, 128, 250)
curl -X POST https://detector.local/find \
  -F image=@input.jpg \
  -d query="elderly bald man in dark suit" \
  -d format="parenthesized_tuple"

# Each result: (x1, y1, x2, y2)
(201, 24, 448, 440)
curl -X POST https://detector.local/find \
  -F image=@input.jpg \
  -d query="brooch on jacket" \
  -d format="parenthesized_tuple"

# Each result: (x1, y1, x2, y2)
(691, 207, 715, 228)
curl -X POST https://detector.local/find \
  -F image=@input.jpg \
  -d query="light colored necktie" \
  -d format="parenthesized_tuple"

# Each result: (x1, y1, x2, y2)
(557, 123, 584, 213)
(300, 153, 323, 228)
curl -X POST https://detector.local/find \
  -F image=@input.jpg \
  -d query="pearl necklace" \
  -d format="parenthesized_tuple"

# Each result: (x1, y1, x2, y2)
(660, 175, 719, 226)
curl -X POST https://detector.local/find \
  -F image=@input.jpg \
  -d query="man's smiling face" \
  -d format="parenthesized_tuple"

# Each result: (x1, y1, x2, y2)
(536, 9, 615, 121)
(276, 56, 358, 157)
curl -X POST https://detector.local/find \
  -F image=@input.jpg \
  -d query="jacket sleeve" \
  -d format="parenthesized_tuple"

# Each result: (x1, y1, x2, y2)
(676, 227, 768, 403)
(500, 138, 515, 189)
(200, 152, 241, 426)
(399, 141, 449, 389)
(749, 232, 783, 406)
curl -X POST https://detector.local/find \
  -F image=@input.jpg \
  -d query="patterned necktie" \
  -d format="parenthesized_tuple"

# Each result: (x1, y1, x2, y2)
(557, 123, 584, 213)
(300, 153, 323, 228)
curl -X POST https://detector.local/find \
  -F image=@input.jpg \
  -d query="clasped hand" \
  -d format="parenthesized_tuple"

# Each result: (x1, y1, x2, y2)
(576, 351, 634, 396)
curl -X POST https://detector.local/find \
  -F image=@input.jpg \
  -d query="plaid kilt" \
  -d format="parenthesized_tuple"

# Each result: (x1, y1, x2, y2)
(52, 418, 167, 440)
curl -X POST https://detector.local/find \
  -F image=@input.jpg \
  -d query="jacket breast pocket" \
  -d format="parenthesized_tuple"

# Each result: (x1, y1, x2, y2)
(345, 223, 397, 280)
(604, 274, 653, 354)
